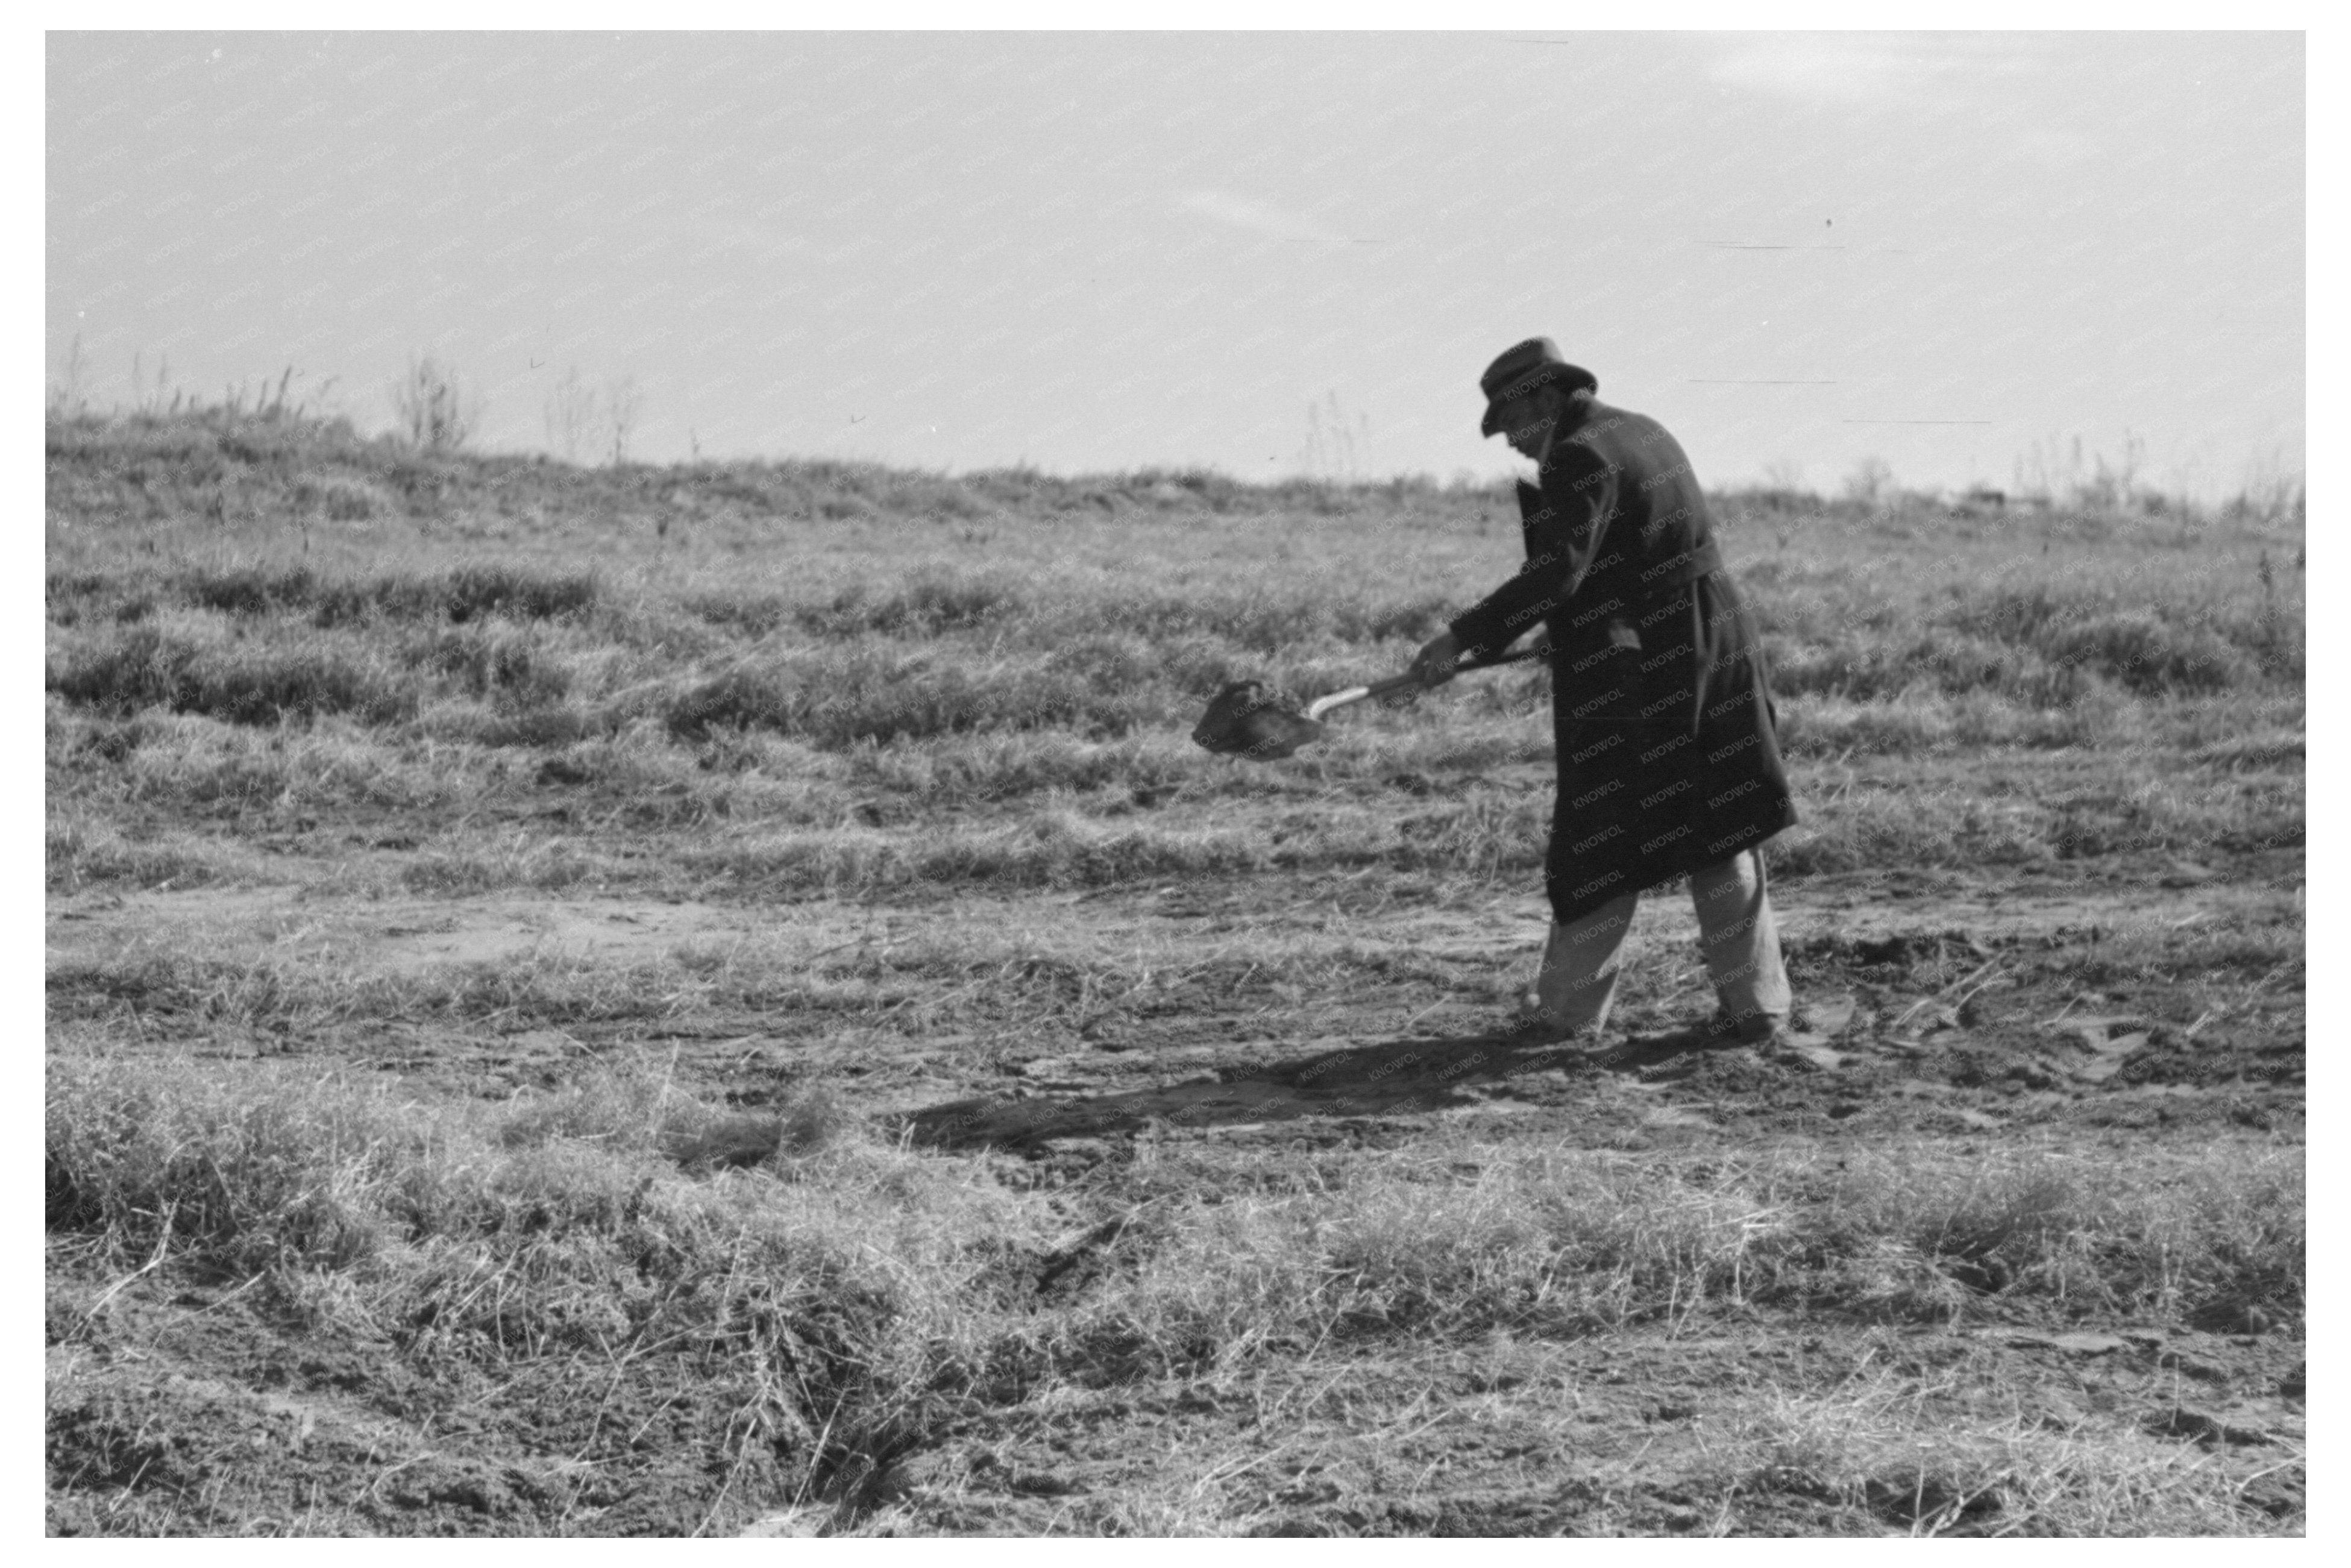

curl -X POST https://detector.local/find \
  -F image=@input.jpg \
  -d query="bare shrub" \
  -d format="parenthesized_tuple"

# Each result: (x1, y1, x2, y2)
(49, 330, 90, 419)
(606, 373, 642, 465)
(390, 353, 481, 453)
(1842, 456, 1894, 507)
(543, 365, 598, 463)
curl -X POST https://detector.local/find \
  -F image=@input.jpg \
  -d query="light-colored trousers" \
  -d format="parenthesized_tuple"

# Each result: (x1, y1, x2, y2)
(1521, 848, 1791, 1039)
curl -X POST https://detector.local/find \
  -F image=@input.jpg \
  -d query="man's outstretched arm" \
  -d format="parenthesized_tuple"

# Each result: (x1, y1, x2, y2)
(1419, 450, 1618, 682)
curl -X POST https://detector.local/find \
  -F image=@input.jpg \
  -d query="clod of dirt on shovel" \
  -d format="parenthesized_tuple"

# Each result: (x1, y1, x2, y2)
(1190, 680, 1328, 761)
(1191, 673, 1427, 761)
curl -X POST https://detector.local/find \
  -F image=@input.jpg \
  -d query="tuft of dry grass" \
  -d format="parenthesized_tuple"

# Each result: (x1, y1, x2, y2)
(45, 1058, 2303, 1531)
(46, 1054, 1056, 1513)
(1043, 1136, 2303, 1372)
(1704, 1378, 2300, 1536)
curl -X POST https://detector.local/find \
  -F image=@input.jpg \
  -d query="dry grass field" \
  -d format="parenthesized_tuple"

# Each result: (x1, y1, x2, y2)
(45, 404, 2303, 1536)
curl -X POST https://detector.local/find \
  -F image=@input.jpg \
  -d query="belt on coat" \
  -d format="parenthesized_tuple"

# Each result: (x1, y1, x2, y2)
(1628, 539, 1724, 596)
(1458, 542, 1728, 672)
(1548, 542, 1726, 651)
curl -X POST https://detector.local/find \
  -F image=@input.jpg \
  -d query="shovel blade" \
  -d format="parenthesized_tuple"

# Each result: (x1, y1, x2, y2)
(1191, 680, 1327, 761)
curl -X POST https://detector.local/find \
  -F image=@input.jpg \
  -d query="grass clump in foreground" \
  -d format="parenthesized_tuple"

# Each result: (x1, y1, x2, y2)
(1695, 1381, 2296, 1537)
(47, 1055, 1047, 1524)
(1070, 1138, 2302, 1356)
(46, 1056, 2302, 1532)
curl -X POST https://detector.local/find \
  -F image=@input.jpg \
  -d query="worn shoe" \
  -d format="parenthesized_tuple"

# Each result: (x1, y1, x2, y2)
(1503, 1002, 1593, 1046)
(1704, 1009, 1807, 1061)
(1706, 1008, 1780, 1041)
(1511, 918, 1629, 1043)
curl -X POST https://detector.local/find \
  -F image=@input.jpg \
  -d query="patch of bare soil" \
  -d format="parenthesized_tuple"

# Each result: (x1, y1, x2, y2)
(885, 858, 2302, 1158)
(45, 886, 784, 976)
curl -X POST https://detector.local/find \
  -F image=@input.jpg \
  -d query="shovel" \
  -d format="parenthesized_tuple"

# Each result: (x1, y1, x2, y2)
(1191, 642, 1549, 762)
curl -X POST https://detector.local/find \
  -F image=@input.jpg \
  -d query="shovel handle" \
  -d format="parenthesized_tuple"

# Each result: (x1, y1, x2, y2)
(1302, 641, 1551, 723)
(1302, 673, 1418, 722)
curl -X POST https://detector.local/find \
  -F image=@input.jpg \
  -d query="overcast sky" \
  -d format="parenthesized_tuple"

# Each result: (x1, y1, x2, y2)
(47, 30, 2303, 498)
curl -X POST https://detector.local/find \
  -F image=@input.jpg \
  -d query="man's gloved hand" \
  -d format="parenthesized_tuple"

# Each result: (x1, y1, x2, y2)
(1408, 629, 1461, 689)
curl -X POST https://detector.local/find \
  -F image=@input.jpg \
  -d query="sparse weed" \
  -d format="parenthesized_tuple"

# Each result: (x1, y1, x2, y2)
(1706, 1370, 2303, 1535)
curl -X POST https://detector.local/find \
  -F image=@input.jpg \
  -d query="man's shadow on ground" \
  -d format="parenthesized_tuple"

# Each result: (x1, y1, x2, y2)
(899, 1027, 1725, 1152)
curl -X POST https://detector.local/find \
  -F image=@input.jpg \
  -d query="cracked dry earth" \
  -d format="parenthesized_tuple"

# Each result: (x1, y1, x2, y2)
(46, 850, 2305, 1536)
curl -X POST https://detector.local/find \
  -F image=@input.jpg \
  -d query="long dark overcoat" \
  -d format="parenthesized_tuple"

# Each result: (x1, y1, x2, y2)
(1448, 394, 1797, 924)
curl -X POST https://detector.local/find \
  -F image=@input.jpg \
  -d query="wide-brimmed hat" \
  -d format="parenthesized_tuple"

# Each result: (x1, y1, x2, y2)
(1480, 338, 1598, 436)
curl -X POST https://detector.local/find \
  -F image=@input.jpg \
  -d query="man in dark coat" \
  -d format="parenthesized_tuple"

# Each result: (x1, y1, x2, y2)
(1408, 339, 1798, 1046)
